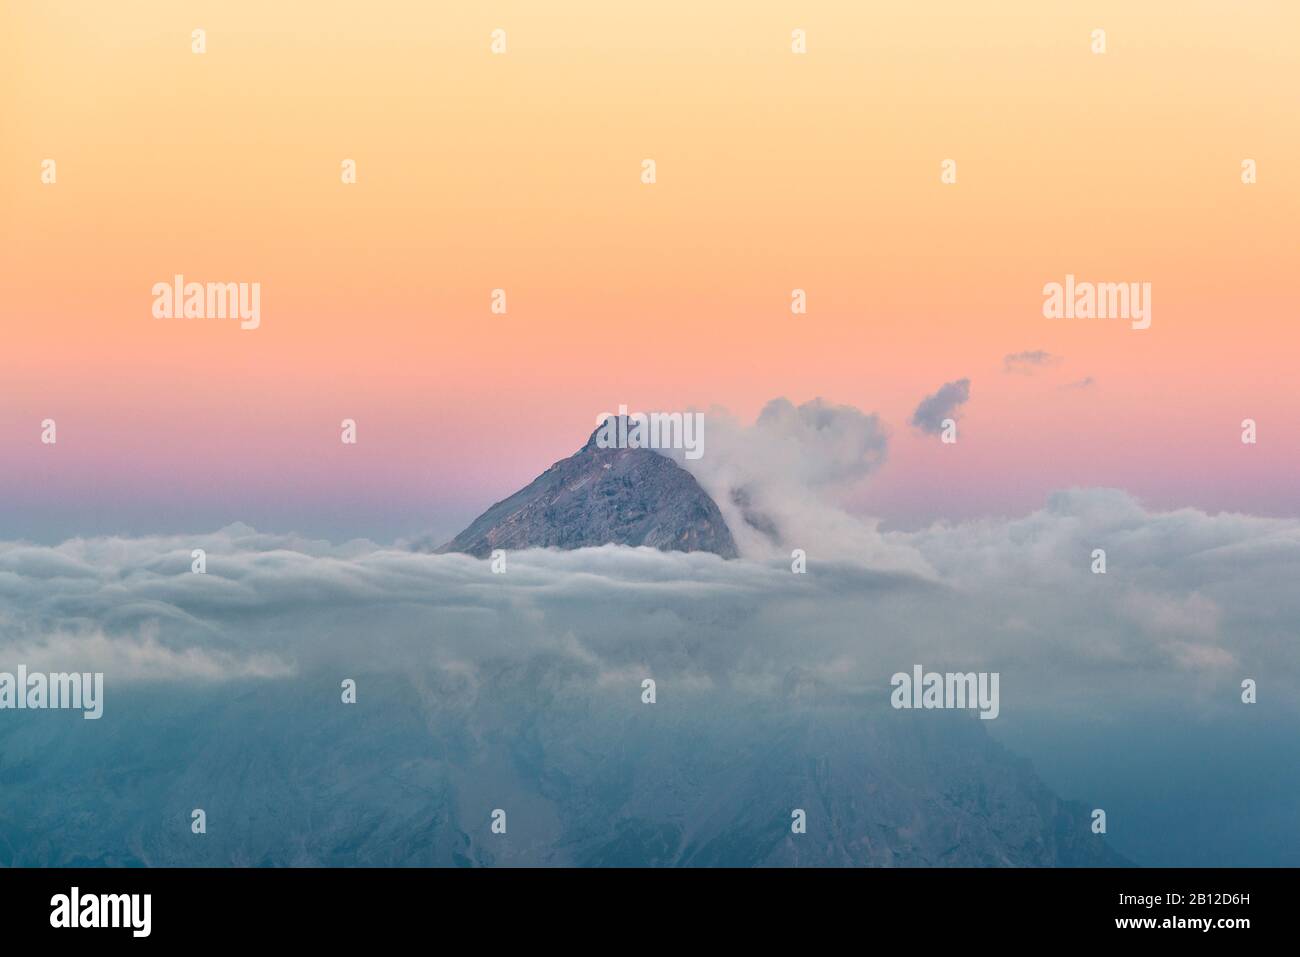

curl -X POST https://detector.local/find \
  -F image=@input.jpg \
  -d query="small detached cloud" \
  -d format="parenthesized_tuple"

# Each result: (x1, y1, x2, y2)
(1062, 376, 1096, 390)
(911, 378, 971, 434)
(1003, 350, 1063, 374)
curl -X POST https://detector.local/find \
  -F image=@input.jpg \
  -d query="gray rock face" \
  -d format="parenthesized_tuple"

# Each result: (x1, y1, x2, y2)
(433, 422, 738, 558)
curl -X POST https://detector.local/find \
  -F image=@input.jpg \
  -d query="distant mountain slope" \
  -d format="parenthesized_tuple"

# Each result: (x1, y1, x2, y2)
(429, 422, 738, 558)
(0, 674, 1132, 867)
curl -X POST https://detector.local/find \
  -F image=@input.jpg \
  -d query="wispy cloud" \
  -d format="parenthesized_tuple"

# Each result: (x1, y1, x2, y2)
(1003, 350, 1063, 374)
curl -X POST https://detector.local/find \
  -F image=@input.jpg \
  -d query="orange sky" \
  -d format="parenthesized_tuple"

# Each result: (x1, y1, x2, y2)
(2, 1, 1297, 540)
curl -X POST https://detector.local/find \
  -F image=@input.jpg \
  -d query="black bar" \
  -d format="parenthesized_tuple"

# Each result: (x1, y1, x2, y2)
(0, 867, 1286, 943)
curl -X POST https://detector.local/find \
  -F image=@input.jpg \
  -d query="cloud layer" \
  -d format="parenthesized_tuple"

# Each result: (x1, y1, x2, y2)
(3, 490, 1297, 718)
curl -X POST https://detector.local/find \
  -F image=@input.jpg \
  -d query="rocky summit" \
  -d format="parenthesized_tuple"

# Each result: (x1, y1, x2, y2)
(431, 421, 738, 558)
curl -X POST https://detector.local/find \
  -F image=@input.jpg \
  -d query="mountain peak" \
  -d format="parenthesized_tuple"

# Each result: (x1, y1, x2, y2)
(580, 414, 635, 451)
(430, 424, 737, 558)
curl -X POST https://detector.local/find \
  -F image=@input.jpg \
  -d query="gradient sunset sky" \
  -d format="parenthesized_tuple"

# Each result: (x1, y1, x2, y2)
(2, 1, 1297, 543)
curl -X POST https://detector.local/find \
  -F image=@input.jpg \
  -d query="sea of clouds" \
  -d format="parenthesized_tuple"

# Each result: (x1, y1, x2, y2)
(2, 485, 1297, 720)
